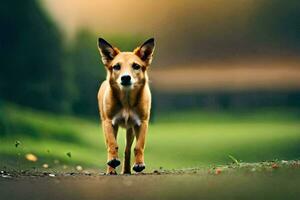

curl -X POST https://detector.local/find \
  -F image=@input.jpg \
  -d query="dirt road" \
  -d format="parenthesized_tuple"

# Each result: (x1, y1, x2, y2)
(1, 167, 300, 200)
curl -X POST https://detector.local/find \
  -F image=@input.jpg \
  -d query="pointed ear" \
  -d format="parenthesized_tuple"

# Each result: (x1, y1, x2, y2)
(134, 38, 155, 65)
(97, 38, 120, 65)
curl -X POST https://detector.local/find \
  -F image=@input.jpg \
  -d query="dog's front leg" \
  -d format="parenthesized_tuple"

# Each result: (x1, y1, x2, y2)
(102, 120, 120, 174)
(133, 121, 148, 172)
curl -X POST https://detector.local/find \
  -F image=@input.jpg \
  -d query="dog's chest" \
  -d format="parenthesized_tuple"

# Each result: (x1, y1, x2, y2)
(112, 109, 141, 128)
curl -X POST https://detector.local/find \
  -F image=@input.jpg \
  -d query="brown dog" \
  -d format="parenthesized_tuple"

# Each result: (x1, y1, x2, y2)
(97, 38, 155, 174)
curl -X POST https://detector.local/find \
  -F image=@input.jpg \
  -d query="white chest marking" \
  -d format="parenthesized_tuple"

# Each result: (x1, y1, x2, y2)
(112, 109, 141, 128)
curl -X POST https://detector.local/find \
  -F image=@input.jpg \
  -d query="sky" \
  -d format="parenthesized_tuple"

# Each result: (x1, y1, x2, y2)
(41, 0, 257, 38)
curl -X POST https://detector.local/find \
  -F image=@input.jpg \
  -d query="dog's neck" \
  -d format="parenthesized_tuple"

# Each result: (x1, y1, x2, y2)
(110, 82, 145, 109)
(120, 88, 135, 108)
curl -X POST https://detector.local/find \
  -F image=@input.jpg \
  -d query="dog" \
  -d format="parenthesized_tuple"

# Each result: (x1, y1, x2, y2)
(97, 38, 155, 174)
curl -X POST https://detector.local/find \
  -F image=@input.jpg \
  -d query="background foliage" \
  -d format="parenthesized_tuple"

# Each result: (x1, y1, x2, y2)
(0, 0, 299, 170)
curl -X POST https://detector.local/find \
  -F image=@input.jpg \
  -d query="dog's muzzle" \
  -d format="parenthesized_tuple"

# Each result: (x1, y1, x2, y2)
(120, 75, 132, 86)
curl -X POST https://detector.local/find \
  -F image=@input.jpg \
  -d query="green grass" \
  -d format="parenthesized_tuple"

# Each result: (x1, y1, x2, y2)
(0, 103, 300, 172)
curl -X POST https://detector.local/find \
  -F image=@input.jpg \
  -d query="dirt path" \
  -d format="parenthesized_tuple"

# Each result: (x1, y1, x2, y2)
(1, 166, 300, 200)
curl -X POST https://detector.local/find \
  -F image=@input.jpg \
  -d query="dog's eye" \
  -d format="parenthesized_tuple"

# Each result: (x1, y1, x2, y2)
(132, 63, 141, 70)
(112, 63, 121, 71)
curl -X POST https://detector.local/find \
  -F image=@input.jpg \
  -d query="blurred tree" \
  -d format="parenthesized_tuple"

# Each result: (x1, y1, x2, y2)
(0, 0, 73, 112)
(68, 30, 106, 116)
(252, 0, 300, 54)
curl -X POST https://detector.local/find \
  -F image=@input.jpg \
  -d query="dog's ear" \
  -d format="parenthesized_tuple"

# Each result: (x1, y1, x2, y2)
(98, 38, 120, 65)
(134, 38, 155, 65)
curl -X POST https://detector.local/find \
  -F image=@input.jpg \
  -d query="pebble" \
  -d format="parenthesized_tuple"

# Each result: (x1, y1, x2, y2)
(1, 175, 12, 178)
(84, 171, 91, 176)
(76, 165, 83, 171)
(42, 164, 49, 168)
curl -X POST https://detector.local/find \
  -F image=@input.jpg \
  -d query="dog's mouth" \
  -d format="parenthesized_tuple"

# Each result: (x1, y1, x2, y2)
(120, 81, 132, 87)
(120, 82, 134, 90)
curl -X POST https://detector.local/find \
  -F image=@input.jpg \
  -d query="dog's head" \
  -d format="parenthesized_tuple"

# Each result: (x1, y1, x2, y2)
(98, 38, 155, 90)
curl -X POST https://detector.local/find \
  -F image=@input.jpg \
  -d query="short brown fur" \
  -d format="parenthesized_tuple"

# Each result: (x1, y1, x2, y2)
(97, 38, 155, 174)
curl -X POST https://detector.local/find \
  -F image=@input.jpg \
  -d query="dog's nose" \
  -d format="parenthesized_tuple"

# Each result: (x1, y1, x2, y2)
(121, 75, 131, 86)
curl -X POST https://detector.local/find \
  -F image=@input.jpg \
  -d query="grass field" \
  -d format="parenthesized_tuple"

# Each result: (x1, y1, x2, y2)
(1, 103, 300, 173)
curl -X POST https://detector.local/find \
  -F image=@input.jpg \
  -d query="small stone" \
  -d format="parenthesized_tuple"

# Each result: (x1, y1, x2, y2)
(49, 173, 55, 177)
(1, 175, 12, 178)
(76, 165, 83, 171)
(42, 164, 49, 168)
(84, 171, 91, 176)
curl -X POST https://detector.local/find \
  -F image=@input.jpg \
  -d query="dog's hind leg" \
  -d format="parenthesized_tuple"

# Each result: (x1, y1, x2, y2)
(122, 128, 134, 174)
(102, 120, 120, 174)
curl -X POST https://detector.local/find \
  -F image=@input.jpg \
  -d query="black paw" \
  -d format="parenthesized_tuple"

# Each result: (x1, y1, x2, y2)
(133, 163, 145, 172)
(107, 158, 121, 168)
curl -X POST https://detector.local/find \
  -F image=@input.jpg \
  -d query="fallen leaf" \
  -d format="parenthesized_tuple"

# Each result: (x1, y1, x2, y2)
(25, 153, 38, 162)
(66, 152, 72, 158)
(272, 163, 279, 169)
(15, 141, 21, 148)
(215, 168, 222, 175)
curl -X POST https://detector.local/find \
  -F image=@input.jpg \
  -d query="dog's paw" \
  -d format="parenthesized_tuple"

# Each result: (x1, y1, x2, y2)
(133, 163, 145, 172)
(107, 158, 121, 168)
